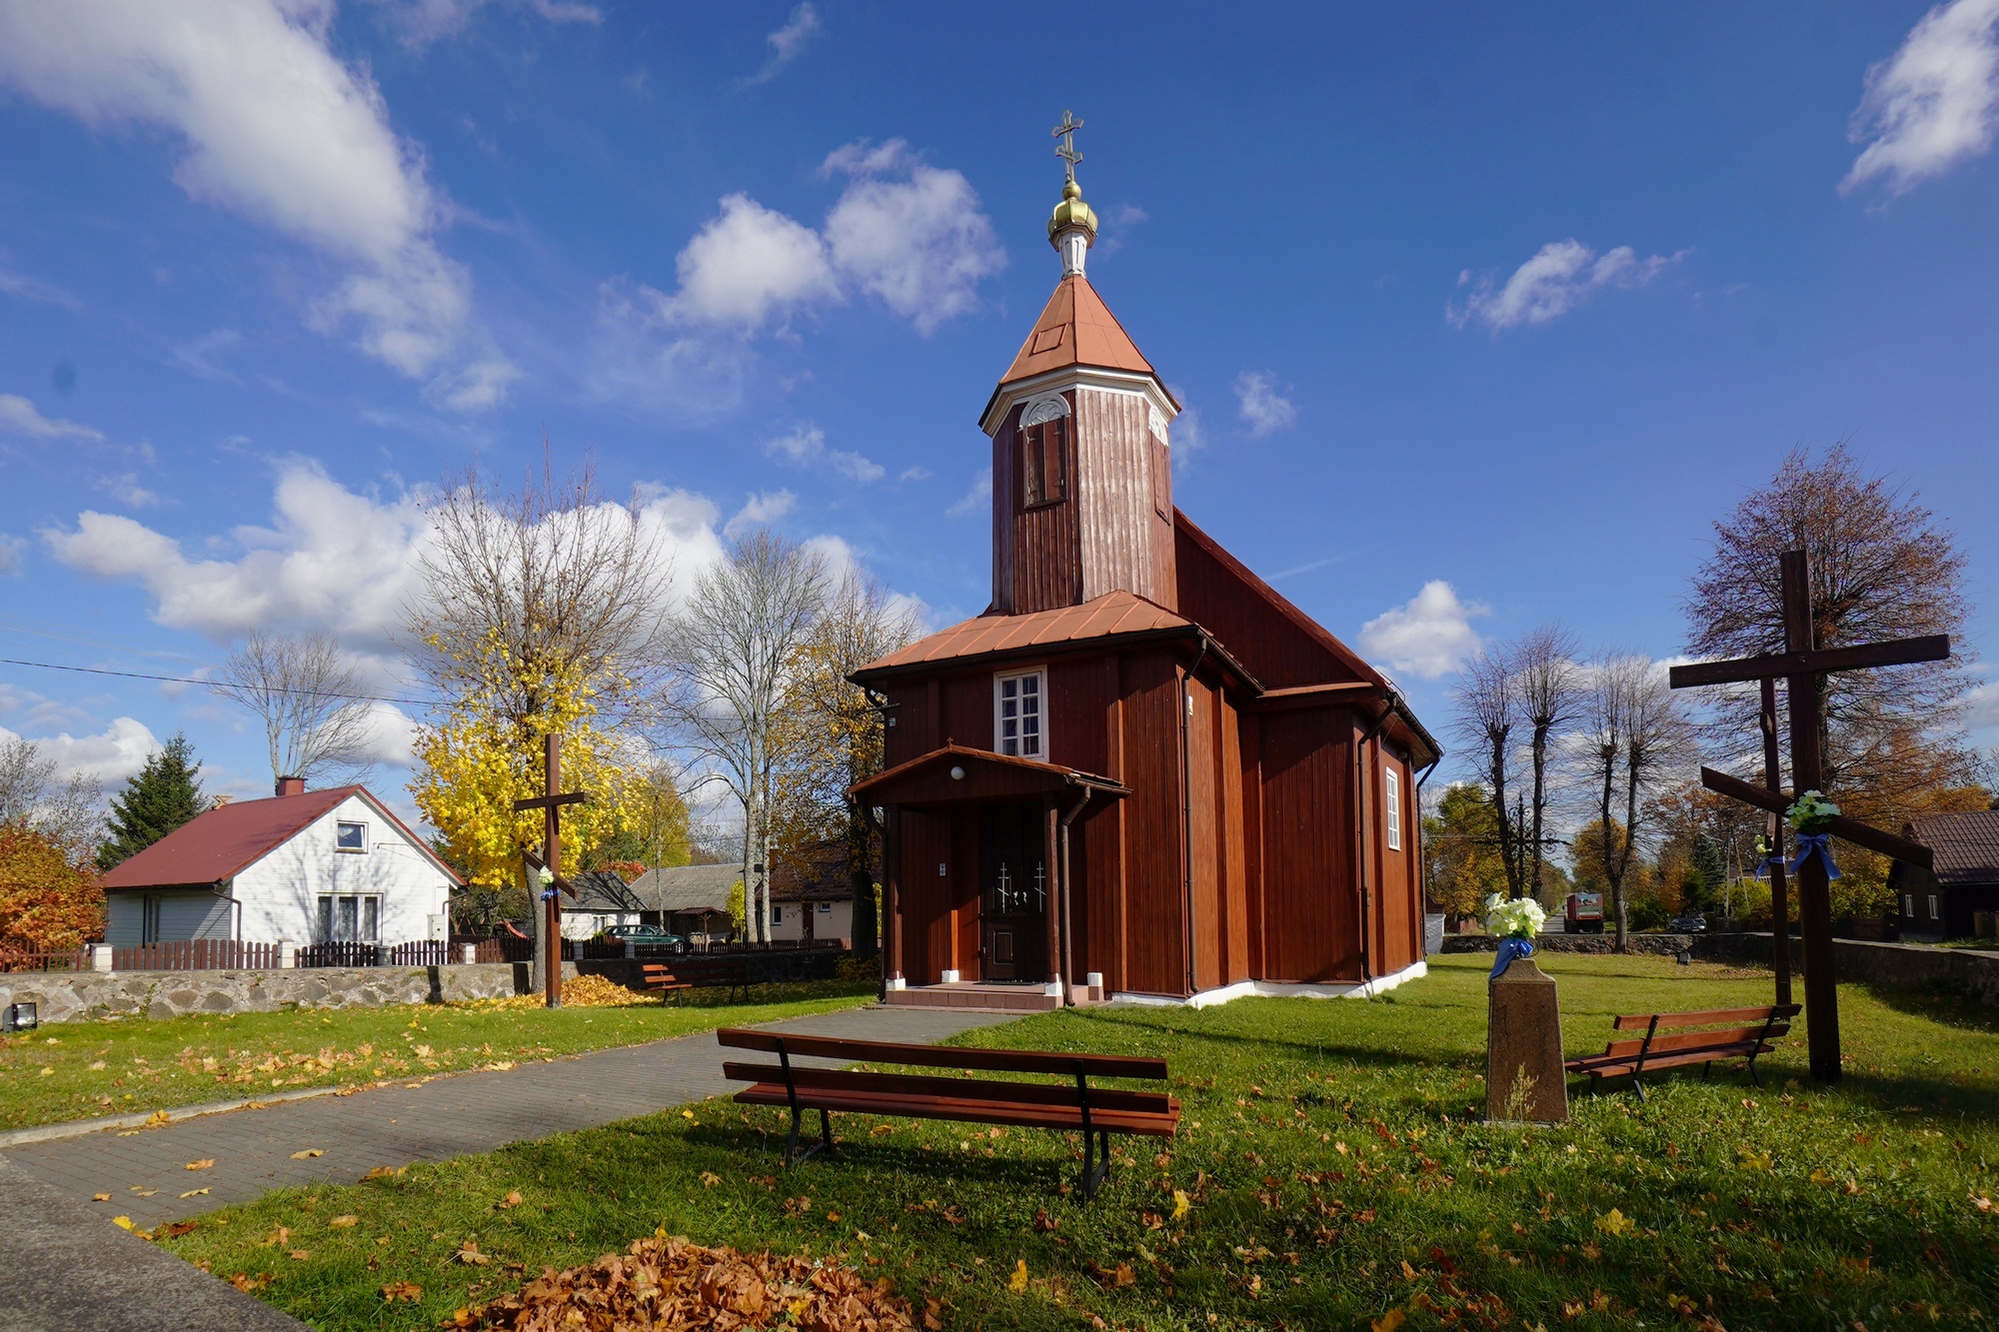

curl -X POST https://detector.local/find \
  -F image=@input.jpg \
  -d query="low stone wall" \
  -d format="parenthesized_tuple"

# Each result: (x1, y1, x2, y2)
(1440, 933, 1696, 957)
(1694, 932, 1999, 1008)
(0, 961, 538, 1026)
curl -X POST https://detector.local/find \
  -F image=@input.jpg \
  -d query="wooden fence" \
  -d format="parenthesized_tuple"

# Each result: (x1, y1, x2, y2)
(110, 940, 283, 972)
(0, 948, 91, 974)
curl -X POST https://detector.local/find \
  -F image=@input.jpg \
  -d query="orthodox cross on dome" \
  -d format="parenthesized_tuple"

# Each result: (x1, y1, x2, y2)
(1667, 548, 1944, 1083)
(1052, 110, 1084, 183)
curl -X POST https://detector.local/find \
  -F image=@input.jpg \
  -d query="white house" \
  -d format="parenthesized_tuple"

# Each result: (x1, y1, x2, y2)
(99, 779, 461, 946)
(771, 896, 853, 946)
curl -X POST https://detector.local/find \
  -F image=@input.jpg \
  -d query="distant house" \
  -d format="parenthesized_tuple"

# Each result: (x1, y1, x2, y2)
(626, 864, 742, 943)
(559, 870, 650, 940)
(770, 841, 855, 947)
(99, 778, 461, 946)
(1891, 811, 1999, 942)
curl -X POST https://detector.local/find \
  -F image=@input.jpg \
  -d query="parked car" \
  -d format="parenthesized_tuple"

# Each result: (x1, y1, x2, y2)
(1669, 912, 1708, 934)
(602, 924, 689, 953)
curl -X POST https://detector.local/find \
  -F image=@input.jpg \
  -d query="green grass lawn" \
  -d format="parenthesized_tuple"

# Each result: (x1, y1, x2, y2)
(0, 979, 875, 1132)
(160, 955, 1998, 1330)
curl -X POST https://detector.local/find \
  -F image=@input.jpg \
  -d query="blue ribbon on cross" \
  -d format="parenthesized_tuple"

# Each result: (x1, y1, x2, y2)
(1789, 833, 1842, 881)
(1751, 854, 1784, 881)
(539, 888, 559, 901)
(1490, 935, 1536, 980)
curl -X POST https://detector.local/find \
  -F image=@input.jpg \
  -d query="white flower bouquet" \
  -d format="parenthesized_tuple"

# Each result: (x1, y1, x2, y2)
(1786, 790, 1839, 833)
(1484, 893, 1545, 941)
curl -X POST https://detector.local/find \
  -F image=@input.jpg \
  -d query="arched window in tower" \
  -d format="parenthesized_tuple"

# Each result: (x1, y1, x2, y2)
(1019, 393, 1071, 509)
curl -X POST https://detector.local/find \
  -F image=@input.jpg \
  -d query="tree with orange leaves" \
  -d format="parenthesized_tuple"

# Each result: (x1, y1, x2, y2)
(0, 823, 103, 953)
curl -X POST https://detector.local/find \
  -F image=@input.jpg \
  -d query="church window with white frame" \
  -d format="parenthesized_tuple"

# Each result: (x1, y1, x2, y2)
(995, 669, 1046, 759)
(1383, 765, 1402, 851)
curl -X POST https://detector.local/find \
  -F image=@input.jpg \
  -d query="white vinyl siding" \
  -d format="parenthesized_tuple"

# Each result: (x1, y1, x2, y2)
(995, 669, 1046, 759)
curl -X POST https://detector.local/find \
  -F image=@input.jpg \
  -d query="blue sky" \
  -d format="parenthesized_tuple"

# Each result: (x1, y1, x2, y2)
(2, 0, 1997, 819)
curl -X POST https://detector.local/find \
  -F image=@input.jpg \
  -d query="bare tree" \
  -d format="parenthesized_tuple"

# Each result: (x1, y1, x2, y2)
(1448, 648, 1527, 899)
(1685, 444, 1976, 814)
(0, 735, 100, 859)
(214, 630, 377, 787)
(658, 529, 828, 944)
(1511, 624, 1581, 904)
(1581, 655, 1694, 950)
(405, 450, 671, 722)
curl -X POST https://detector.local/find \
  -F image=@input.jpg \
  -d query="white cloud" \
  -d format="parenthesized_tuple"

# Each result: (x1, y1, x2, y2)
(1233, 371, 1296, 437)
(0, 717, 160, 785)
(368, 0, 602, 51)
(0, 394, 103, 442)
(897, 466, 931, 484)
(653, 140, 1004, 341)
(1169, 397, 1205, 471)
(0, 0, 514, 406)
(763, 423, 885, 484)
(945, 469, 991, 519)
(744, 2, 820, 85)
(0, 265, 83, 310)
(659, 194, 837, 331)
(1843, 0, 1999, 196)
(0, 534, 23, 574)
(1449, 239, 1684, 331)
(1358, 580, 1489, 680)
(94, 473, 165, 508)
(725, 489, 798, 539)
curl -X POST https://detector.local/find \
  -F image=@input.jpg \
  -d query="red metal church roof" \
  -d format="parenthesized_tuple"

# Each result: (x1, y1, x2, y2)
(858, 590, 1192, 676)
(996, 275, 1163, 388)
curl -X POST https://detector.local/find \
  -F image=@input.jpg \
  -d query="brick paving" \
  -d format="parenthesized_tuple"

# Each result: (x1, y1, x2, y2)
(3, 1005, 1016, 1230)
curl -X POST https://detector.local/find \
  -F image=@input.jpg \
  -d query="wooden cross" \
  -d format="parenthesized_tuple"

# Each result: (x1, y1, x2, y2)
(1051, 110, 1084, 181)
(512, 733, 587, 1009)
(1668, 549, 1943, 1082)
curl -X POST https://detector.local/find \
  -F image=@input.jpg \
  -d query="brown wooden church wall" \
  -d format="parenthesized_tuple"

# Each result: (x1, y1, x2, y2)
(992, 400, 1083, 615)
(1174, 523, 1367, 691)
(1114, 648, 1190, 995)
(1074, 389, 1175, 610)
(1371, 741, 1421, 975)
(1257, 706, 1361, 984)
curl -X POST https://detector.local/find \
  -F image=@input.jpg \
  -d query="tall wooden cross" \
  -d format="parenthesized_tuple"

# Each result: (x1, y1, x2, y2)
(1051, 110, 1084, 182)
(512, 733, 587, 1009)
(1668, 549, 1943, 1082)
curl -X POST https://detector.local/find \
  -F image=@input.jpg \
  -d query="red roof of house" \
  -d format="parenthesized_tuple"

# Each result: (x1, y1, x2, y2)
(99, 786, 462, 889)
(1905, 811, 1999, 886)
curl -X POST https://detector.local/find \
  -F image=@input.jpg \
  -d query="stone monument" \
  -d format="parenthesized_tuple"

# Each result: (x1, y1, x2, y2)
(1486, 952, 1569, 1124)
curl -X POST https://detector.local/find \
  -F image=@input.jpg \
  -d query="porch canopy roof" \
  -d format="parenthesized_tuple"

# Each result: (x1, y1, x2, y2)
(851, 743, 1128, 813)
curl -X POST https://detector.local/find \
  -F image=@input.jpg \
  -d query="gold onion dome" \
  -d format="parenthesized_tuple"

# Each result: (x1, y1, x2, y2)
(1048, 178, 1097, 247)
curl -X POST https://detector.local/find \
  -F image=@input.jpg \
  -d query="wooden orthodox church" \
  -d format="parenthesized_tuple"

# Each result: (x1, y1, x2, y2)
(851, 140, 1440, 1008)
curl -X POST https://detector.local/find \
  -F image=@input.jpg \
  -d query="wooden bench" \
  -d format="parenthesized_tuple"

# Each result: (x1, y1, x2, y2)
(1565, 1004, 1800, 1100)
(716, 1029, 1179, 1201)
(640, 964, 694, 1003)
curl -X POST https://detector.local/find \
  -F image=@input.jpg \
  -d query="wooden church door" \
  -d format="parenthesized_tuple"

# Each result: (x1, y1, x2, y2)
(977, 804, 1048, 981)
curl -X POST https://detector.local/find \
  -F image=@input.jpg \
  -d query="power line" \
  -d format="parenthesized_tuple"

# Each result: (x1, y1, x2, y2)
(0, 656, 433, 707)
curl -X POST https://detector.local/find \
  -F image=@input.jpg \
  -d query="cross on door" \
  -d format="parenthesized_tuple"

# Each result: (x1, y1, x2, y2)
(1668, 549, 1942, 1082)
(512, 733, 588, 1009)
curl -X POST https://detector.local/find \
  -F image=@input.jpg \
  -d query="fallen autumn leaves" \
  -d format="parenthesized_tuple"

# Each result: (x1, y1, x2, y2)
(442, 1235, 913, 1332)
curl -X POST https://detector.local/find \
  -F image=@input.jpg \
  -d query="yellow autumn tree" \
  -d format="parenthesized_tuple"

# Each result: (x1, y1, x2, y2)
(410, 632, 646, 885)
(403, 452, 669, 890)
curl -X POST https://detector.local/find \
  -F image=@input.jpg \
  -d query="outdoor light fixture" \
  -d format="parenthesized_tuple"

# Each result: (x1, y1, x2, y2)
(2, 1001, 38, 1032)
(949, 765, 966, 781)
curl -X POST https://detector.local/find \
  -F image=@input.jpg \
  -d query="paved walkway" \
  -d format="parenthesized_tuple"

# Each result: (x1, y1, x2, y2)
(0, 1005, 1017, 1332)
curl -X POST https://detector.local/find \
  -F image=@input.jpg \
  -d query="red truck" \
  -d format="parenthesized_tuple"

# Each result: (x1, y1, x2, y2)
(1565, 892, 1605, 934)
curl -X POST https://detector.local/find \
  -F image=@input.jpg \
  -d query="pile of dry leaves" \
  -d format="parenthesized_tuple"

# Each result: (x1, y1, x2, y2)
(443, 1235, 915, 1331)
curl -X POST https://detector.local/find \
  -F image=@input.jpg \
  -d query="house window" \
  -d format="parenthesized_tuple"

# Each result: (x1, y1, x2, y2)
(1019, 397, 1069, 509)
(995, 670, 1046, 758)
(818, 902, 832, 915)
(335, 821, 367, 853)
(773, 905, 785, 926)
(1904, 893, 1915, 918)
(1150, 436, 1172, 519)
(1384, 766, 1402, 851)
(1929, 894, 1940, 920)
(317, 895, 381, 943)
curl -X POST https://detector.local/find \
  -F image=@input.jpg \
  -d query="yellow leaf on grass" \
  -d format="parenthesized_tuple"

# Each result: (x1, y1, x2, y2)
(329, 1215, 358, 1228)
(1594, 1208, 1634, 1238)
(1371, 1310, 1407, 1332)
(360, 1165, 404, 1182)
(180, 1187, 210, 1199)
(289, 1149, 324, 1160)
(1009, 1259, 1029, 1293)
(381, 1280, 423, 1302)
(700, 1173, 721, 1187)
(1171, 1189, 1192, 1221)
(495, 1191, 523, 1210)
(184, 1159, 215, 1171)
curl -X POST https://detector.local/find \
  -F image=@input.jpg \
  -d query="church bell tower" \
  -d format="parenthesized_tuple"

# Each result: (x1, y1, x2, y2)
(978, 113, 1181, 615)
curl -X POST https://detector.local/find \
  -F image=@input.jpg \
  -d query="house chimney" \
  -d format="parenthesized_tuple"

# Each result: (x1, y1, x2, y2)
(275, 776, 305, 797)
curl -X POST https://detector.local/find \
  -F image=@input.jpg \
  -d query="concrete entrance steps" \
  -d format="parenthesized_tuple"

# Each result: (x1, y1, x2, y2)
(883, 981, 1104, 1013)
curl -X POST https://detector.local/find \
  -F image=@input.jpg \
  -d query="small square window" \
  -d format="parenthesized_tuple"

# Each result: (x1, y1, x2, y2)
(995, 669, 1046, 758)
(335, 821, 367, 852)
(817, 902, 832, 914)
